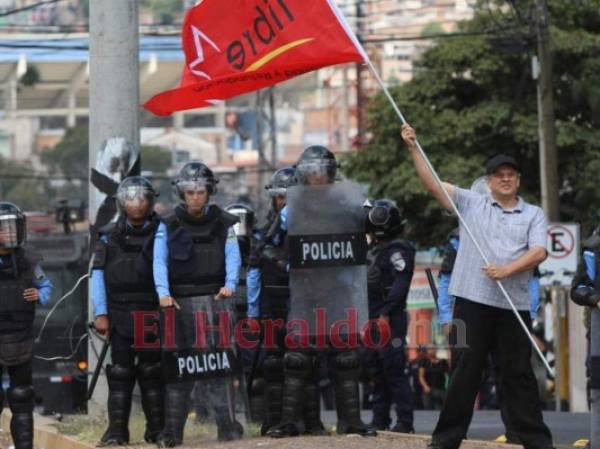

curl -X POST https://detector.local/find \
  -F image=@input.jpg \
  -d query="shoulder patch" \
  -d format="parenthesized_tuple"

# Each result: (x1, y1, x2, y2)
(390, 251, 406, 272)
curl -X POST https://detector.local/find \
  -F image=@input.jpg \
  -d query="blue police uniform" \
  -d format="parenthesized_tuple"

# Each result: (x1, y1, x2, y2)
(365, 238, 416, 432)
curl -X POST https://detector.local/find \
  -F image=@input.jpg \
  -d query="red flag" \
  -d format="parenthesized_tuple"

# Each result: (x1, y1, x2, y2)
(143, 0, 366, 116)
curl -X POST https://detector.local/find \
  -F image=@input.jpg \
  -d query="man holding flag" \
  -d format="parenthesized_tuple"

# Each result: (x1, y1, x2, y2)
(401, 124, 555, 449)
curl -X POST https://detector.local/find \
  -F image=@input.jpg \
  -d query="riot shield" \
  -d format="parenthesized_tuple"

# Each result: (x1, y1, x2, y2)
(162, 295, 247, 435)
(287, 181, 368, 344)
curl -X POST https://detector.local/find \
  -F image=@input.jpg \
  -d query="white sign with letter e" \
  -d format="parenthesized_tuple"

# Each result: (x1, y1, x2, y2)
(539, 223, 580, 286)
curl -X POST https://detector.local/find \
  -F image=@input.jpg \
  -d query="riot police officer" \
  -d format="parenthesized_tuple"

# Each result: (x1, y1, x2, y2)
(0, 202, 53, 449)
(247, 167, 326, 436)
(91, 176, 164, 446)
(364, 199, 415, 433)
(153, 162, 242, 447)
(571, 225, 600, 449)
(269, 146, 376, 437)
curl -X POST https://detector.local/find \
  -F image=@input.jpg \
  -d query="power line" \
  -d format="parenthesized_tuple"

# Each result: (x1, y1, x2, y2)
(0, 0, 63, 18)
(0, 24, 522, 52)
(0, 172, 86, 181)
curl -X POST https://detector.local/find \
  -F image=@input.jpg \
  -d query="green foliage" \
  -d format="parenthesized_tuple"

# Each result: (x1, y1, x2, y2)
(140, 0, 184, 24)
(140, 145, 172, 174)
(21, 65, 40, 87)
(41, 126, 88, 179)
(0, 158, 52, 211)
(343, 0, 600, 245)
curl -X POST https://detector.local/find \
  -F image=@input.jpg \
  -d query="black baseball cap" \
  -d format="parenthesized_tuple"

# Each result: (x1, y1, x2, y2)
(485, 154, 520, 175)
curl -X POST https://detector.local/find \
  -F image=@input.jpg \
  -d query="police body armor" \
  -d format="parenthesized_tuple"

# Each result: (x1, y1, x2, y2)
(255, 211, 290, 318)
(287, 181, 368, 341)
(0, 250, 36, 331)
(367, 239, 413, 319)
(0, 249, 37, 365)
(165, 205, 238, 298)
(96, 216, 159, 336)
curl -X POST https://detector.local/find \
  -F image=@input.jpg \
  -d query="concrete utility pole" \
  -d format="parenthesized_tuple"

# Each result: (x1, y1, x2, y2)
(88, 0, 139, 408)
(534, 0, 560, 221)
(89, 0, 140, 223)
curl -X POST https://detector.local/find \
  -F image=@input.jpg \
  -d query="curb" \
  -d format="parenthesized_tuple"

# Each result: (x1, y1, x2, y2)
(1, 412, 94, 449)
(376, 430, 521, 448)
(0, 413, 529, 449)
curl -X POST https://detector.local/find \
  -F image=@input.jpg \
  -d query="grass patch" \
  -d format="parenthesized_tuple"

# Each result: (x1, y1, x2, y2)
(53, 410, 260, 445)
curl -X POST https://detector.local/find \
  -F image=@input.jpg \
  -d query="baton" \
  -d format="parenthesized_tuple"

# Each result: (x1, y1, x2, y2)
(425, 268, 439, 311)
(246, 321, 264, 400)
(87, 323, 110, 400)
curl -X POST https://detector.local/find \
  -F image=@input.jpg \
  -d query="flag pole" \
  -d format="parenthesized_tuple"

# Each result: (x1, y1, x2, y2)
(363, 58, 554, 377)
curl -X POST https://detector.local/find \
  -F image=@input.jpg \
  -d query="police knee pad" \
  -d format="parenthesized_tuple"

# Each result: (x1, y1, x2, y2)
(137, 361, 162, 382)
(263, 354, 284, 382)
(334, 351, 360, 372)
(283, 352, 311, 377)
(264, 354, 284, 372)
(8, 385, 34, 414)
(107, 364, 135, 382)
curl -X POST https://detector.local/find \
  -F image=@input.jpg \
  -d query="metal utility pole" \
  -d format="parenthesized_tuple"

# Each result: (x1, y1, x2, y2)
(534, 0, 560, 221)
(355, 0, 365, 146)
(341, 66, 350, 152)
(269, 87, 277, 167)
(88, 0, 139, 407)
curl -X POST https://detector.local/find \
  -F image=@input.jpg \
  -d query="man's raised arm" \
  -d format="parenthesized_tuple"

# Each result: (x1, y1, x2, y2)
(401, 124, 455, 212)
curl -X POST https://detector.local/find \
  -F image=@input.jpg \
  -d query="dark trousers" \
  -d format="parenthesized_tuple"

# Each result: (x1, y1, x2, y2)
(111, 329, 162, 367)
(366, 313, 413, 427)
(0, 360, 32, 390)
(432, 298, 553, 449)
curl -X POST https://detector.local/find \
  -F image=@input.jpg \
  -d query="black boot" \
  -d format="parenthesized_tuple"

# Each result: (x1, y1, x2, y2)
(216, 414, 244, 441)
(98, 364, 135, 446)
(391, 421, 415, 433)
(156, 383, 191, 448)
(267, 352, 310, 438)
(370, 416, 391, 431)
(8, 385, 34, 449)
(303, 382, 327, 435)
(261, 354, 284, 436)
(137, 361, 165, 443)
(334, 352, 377, 437)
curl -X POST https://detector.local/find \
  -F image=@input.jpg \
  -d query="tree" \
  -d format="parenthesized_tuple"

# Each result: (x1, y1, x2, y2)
(140, 145, 172, 174)
(343, 0, 600, 245)
(41, 125, 88, 180)
(0, 158, 52, 211)
(140, 0, 184, 24)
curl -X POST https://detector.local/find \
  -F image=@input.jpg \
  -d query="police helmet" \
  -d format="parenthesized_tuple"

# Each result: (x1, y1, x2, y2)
(115, 176, 157, 215)
(296, 145, 337, 185)
(173, 161, 218, 201)
(365, 199, 403, 239)
(265, 167, 297, 197)
(225, 203, 255, 238)
(0, 202, 26, 249)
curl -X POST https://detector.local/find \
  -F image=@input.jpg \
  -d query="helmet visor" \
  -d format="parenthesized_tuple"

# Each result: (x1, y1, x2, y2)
(176, 180, 209, 195)
(296, 161, 335, 185)
(267, 187, 287, 198)
(368, 206, 390, 227)
(116, 185, 153, 210)
(0, 215, 20, 249)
